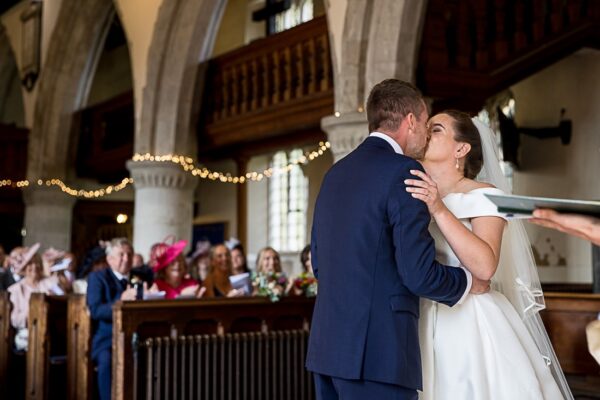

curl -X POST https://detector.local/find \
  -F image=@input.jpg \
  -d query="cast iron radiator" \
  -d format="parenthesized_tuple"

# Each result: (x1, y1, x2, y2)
(135, 330, 314, 400)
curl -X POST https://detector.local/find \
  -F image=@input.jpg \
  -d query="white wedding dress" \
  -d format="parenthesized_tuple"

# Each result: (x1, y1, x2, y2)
(419, 187, 564, 400)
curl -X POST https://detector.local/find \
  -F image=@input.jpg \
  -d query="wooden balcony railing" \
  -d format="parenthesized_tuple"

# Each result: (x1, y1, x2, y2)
(199, 15, 333, 154)
(418, 0, 600, 111)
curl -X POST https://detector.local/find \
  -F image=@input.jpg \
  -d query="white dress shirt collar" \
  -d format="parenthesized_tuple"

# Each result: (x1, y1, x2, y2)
(111, 269, 129, 282)
(369, 132, 404, 155)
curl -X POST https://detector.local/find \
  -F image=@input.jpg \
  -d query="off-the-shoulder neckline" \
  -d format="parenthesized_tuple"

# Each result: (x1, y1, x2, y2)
(443, 186, 502, 199)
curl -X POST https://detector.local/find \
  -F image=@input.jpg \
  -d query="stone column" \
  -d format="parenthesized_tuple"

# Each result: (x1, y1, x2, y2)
(321, 111, 369, 163)
(127, 160, 198, 258)
(23, 186, 76, 250)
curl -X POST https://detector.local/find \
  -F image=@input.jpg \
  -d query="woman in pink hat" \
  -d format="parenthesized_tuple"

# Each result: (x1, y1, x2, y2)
(150, 240, 205, 299)
(8, 244, 57, 350)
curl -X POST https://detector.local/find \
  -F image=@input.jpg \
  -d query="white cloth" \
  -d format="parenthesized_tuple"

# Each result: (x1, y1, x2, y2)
(419, 187, 564, 400)
(369, 132, 473, 302)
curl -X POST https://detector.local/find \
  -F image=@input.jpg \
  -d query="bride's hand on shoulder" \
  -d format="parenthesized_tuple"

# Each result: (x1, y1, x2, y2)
(405, 170, 446, 216)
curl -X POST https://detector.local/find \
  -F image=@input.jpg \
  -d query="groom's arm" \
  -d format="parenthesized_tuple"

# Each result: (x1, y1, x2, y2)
(388, 161, 470, 306)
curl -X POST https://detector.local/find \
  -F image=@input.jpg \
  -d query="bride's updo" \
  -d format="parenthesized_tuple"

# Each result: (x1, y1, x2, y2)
(442, 110, 483, 179)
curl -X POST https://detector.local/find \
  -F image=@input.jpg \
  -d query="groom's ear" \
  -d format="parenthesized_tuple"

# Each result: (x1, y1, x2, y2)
(406, 112, 416, 132)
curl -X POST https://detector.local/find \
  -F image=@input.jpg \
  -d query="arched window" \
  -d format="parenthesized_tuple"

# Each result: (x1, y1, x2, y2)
(268, 149, 308, 251)
(274, 0, 314, 34)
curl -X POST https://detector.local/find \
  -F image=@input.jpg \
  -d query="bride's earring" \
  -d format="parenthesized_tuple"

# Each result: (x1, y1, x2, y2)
(455, 158, 460, 170)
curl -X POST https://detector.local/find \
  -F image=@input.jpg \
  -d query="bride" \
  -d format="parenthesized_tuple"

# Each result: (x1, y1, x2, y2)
(405, 110, 573, 399)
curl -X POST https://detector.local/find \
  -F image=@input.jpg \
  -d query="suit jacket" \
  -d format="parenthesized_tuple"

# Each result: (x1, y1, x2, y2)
(87, 268, 126, 360)
(306, 137, 468, 390)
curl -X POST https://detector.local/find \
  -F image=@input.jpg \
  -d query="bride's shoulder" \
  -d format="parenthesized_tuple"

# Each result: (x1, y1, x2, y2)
(462, 179, 496, 193)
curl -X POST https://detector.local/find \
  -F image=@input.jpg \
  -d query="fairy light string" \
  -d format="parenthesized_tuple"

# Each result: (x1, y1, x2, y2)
(0, 141, 331, 198)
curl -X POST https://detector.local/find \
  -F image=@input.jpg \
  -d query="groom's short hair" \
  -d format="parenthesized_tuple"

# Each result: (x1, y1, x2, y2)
(366, 79, 425, 133)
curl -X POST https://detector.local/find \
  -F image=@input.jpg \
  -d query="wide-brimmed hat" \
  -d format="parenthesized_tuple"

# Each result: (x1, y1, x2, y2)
(14, 243, 41, 274)
(188, 239, 211, 262)
(153, 240, 187, 273)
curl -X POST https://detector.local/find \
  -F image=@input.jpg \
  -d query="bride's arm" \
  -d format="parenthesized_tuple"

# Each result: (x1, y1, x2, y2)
(405, 170, 506, 281)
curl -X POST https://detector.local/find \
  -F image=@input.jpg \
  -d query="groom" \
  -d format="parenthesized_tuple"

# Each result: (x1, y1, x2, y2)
(306, 79, 490, 399)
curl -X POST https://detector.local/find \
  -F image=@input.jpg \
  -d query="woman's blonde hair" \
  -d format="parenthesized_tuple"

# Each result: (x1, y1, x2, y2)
(255, 247, 281, 273)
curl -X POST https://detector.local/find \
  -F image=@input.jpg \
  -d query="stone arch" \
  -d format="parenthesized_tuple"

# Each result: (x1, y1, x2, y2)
(0, 24, 25, 127)
(322, 0, 428, 162)
(135, 0, 227, 157)
(331, 0, 428, 113)
(27, 0, 115, 179)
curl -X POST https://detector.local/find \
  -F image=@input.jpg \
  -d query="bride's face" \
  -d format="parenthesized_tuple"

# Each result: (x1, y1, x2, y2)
(424, 113, 462, 164)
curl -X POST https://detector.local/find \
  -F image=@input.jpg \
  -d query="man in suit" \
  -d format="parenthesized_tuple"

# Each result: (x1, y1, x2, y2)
(306, 79, 490, 399)
(87, 238, 137, 400)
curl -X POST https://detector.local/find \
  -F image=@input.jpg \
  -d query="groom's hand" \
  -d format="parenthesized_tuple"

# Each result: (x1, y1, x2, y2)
(470, 276, 491, 295)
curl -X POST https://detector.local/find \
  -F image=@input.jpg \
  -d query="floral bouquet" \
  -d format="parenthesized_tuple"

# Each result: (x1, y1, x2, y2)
(252, 271, 288, 302)
(292, 272, 318, 297)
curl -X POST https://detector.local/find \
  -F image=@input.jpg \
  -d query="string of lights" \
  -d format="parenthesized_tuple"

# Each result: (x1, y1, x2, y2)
(0, 141, 331, 198)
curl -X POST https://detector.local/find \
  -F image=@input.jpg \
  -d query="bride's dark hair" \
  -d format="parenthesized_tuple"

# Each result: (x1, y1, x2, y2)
(441, 109, 483, 179)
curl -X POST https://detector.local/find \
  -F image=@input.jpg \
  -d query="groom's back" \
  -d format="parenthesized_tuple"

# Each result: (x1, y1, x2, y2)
(306, 137, 424, 388)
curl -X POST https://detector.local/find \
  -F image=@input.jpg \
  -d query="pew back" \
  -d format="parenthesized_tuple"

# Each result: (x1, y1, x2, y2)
(0, 291, 12, 399)
(67, 294, 93, 400)
(541, 292, 600, 375)
(26, 293, 68, 400)
(112, 297, 315, 400)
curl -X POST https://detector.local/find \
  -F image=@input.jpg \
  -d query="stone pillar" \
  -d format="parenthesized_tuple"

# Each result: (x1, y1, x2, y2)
(23, 186, 76, 250)
(321, 111, 369, 163)
(593, 244, 600, 293)
(127, 161, 198, 258)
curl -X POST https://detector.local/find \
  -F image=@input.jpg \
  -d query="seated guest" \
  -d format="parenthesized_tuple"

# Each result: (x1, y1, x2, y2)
(231, 244, 249, 275)
(300, 244, 313, 274)
(46, 251, 76, 295)
(132, 253, 144, 268)
(150, 240, 204, 299)
(287, 245, 317, 297)
(0, 247, 26, 291)
(187, 240, 211, 281)
(87, 238, 138, 400)
(8, 243, 56, 350)
(253, 247, 287, 300)
(73, 245, 108, 294)
(255, 247, 282, 274)
(202, 244, 244, 298)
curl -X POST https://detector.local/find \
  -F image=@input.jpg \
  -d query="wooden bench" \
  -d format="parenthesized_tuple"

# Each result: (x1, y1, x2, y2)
(542, 292, 600, 397)
(111, 297, 316, 400)
(26, 293, 68, 400)
(542, 292, 600, 375)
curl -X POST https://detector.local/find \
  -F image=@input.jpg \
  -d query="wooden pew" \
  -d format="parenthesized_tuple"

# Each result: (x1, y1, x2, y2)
(0, 291, 12, 399)
(27, 293, 68, 400)
(67, 294, 93, 400)
(541, 292, 600, 376)
(112, 297, 315, 400)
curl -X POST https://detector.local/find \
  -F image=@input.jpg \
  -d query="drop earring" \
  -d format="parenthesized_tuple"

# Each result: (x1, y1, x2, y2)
(455, 158, 460, 170)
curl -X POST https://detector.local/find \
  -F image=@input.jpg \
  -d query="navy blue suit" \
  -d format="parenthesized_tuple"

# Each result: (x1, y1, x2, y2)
(87, 268, 127, 400)
(306, 137, 468, 399)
